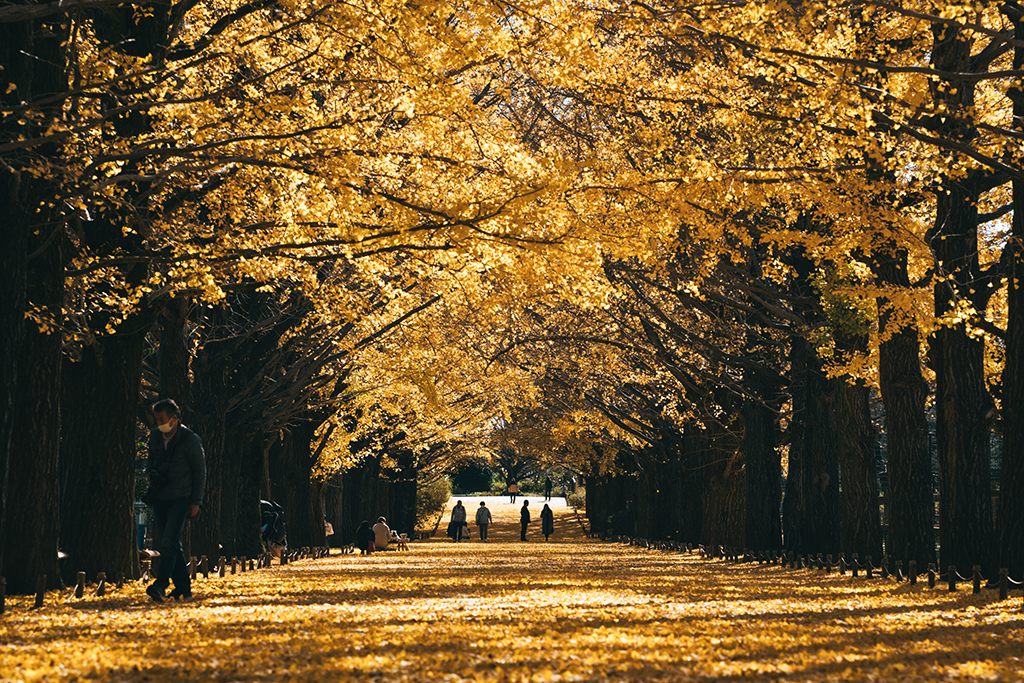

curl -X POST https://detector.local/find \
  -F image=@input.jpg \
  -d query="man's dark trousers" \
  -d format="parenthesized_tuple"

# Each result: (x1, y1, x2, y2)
(521, 522, 528, 541)
(153, 496, 191, 593)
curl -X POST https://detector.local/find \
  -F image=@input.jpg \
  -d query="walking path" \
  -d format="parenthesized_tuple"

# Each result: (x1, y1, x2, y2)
(2, 497, 1022, 681)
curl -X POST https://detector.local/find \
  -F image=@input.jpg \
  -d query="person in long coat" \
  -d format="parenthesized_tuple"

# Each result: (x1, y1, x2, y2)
(540, 503, 554, 541)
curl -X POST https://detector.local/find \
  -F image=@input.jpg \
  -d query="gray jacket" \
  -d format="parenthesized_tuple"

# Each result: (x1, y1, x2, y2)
(147, 424, 206, 505)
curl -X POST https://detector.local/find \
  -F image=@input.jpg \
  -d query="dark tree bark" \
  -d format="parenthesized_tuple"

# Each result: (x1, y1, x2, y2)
(996, 8, 1024, 582)
(386, 450, 417, 538)
(269, 419, 326, 549)
(1, 1, 66, 593)
(679, 430, 705, 545)
(0, 166, 26, 583)
(833, 378, 882, 560)
(700, 423, 745, 553)
(927, 18, 996, 574)
(785, 336, 841, 556)
(743, 397, 782, 552)
(60, 310, 153, 582)
(2, 232, 63, 593)
(324, 471, 345, 548)
(875, 249, 936, 568)
(341, 455, 382, 544)
(157, 297, 193, 420)
(183, 340, 227, 563)
(235, 437, 266, 558)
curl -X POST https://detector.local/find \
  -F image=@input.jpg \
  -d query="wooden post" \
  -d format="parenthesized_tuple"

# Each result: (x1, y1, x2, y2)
(200, 555, 209, 579)
(190, 557, 197, 581)
(928, 563, 936, 589)
(281, 552, 288, 566)
(74, 571, 86, 599)
(852, 553, 859, 578)
(909, 560, 917, 585)
(34, 575, 46, 609)
(999, 568, 1009, 601)
(973, 565, 982, 595)
(231, 557, 237, 575)
(839, 555, 847, 575)
(95, 572, 106, 597)
(249, 558, 255, 571)
(948, 565, 957, 592)
(866, 556, 873, 580)
(218, 557, 226, 578)
(895, 560, 903, 582)
(241, 557, 247, 573)
(116, 573, 125, 590)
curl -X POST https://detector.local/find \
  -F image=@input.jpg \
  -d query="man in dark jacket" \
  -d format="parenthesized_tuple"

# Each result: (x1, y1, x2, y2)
(145, 398, 206, 602)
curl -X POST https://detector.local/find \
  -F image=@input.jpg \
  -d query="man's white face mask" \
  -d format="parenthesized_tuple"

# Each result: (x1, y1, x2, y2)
(157, 419, 176, 434)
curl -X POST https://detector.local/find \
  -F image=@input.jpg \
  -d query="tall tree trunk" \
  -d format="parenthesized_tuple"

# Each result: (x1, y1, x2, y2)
(236, 436, 266, 558)
(60, 310, 153, 583)
(785, 336, 841, 556)
(2, 232, 63, 593)
(700, 423, 745, 553)
(218, 435, 243, 558)
(743, 397, 782, 552)
(996, 9, 1024, 582)
(184, 344, 226, 564)
(0, 167, 27, 583)
(269, 420, 326, 549)
(927, 15, 995, 575)
(325, 471, 345, 548)
(876, 294, 935, 568)
(1, 1, 66, 594)
(833, 379, 881, 560)
(157, 297, 192, 420)
(680, 430, 704, 545)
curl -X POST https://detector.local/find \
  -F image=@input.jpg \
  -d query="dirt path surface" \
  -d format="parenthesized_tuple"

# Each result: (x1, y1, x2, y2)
(2, 499, 1023, 681)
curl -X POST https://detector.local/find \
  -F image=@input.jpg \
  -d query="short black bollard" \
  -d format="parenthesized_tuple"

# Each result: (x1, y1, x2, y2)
(116, 572, 125, 590)
(895, 560, 903, 582)
(231, 557, 237, 575)
(219, 557, 226, 578)
(34, 574, 46, 609)
(839, 555, 847, 575)
(928, 563, 936, 589)
(200, 555, 209, 579)
(949, 565, 957, 592)
(241, 557, 247, 573)
(866, 556, 873, 580)
(999, 568, 1009, 601)
(190, 557, 197, 581)
(910, 560, 917, 585)
(852, 553, 859, 578)
(95, 572, 106, 597)
(973, 565, 982, 595)
(74, 571, 86, 599)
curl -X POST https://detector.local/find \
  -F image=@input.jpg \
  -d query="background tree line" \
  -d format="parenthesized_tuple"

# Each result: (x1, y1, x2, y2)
(3, 0, 1023, 593)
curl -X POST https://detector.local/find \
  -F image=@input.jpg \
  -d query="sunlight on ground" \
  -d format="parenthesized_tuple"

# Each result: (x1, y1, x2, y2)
(2, 496, 1023, 681)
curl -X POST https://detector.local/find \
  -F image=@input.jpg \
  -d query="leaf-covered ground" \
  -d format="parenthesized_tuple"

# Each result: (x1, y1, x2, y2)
(3, 496, 1023, 682)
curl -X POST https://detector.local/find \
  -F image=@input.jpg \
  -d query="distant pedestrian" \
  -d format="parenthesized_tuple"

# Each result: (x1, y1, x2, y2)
(508, 482, 519, 504)
(544, 476, 552, 501)
(541, 503, 554, 541)
(476, 501, 492, 542)
(356, 520, 375, 555)
(520, 500, 530, 541)
(450, 500, 468, 543)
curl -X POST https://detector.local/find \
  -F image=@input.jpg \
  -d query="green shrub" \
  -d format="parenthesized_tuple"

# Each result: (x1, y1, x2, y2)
(567, 487, 586, 509)
(416, 476, 451, 529)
